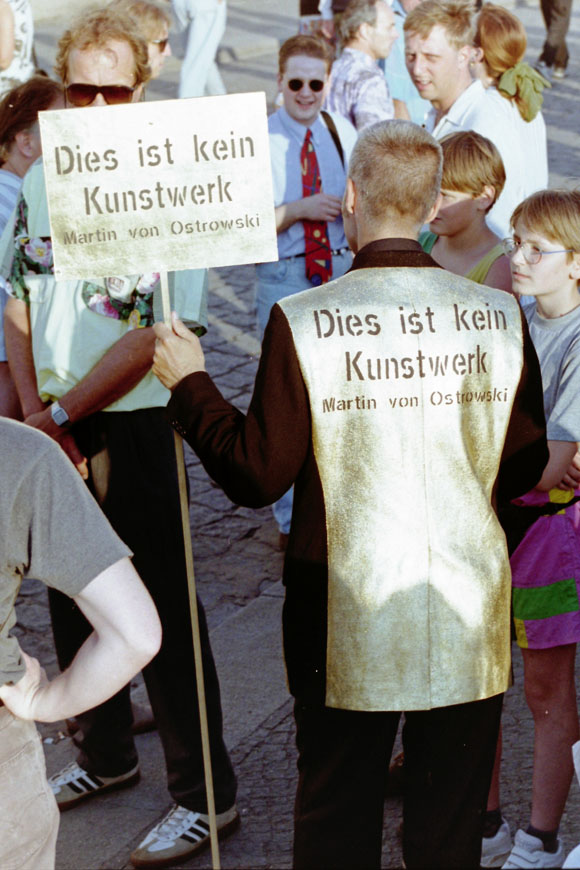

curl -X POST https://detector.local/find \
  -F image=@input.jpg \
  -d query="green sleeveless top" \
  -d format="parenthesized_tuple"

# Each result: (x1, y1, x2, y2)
(419, 231, 504, 285)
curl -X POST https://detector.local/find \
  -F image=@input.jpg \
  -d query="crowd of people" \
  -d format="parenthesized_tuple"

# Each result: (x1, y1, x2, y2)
(0, 0, 579, 869)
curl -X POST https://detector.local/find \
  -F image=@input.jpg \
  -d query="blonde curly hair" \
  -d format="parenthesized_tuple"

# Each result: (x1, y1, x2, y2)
(54, 7, 151, 87)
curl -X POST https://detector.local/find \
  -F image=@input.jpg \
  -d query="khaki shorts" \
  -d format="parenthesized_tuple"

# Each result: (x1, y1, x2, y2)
(0, 707, 59, 870)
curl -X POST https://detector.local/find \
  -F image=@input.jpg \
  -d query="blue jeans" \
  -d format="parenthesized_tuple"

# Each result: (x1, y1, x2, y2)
(255, 250, 352, 533)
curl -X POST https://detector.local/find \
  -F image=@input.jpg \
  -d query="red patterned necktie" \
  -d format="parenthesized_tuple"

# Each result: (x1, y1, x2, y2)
(301, 128, 332, 286)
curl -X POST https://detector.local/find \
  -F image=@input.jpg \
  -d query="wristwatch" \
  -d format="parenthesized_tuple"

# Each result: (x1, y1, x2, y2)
(50, 401, 70, 428)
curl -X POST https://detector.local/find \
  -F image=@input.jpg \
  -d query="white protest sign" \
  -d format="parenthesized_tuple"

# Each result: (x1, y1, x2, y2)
(39, 92, 278, 280)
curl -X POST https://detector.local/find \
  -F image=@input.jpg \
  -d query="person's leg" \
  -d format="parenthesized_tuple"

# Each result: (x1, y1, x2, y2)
(293, 701, 400, 869)
(402, 694, 503, 868)
(538, 0, 571, 69)
(102, 408, 236, 811)
(178, 1, 226, 98)
(141, 594, 237, 812)
(481, 727, 513, 868)
(203, 0, 227, 95)
(47, 413, 138, 778)
(522, 643, 578, 831)
(0, 710, 60, 870)
(549, 0, 572, 69)
(486, 727, 502, 814)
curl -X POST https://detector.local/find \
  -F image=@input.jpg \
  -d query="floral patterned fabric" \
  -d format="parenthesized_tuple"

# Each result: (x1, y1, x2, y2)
(10, 194, 159, 329)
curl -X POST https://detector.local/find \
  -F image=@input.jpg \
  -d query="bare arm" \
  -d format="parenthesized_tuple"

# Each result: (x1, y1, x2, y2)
(18, 327, 155, 439)
(558, 450, 580, 490)
(0, 0, 14, 70)
(536, 440, 578, 491)
(483, 255, 513, 295)
(5, 296, 155, 470)
(0, 557, 161, 722)
(3, 297, 43, 418)
(4, 296, 88, 475)
(275, 192, 342, 234)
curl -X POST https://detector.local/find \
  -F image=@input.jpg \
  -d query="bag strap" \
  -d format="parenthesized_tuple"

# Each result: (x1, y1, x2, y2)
(321, 110, 344, 168)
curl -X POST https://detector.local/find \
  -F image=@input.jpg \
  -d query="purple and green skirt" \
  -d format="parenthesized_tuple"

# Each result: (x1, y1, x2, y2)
(511, 488, 580, 649)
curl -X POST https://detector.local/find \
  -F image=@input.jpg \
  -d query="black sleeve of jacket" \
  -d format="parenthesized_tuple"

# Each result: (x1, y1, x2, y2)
(167, 304, 311, 508)
(495, 309, 549, 505)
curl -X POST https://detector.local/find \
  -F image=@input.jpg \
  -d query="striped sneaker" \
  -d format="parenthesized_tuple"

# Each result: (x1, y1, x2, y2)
(49, 760, 140, 810)
(130, 804, 240, 868)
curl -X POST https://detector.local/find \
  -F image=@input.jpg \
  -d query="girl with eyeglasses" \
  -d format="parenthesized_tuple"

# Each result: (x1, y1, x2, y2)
(483, 189, 580, 869)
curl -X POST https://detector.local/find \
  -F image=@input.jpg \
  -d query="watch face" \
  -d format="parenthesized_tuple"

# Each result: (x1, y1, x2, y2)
(51, 403, 69, 426)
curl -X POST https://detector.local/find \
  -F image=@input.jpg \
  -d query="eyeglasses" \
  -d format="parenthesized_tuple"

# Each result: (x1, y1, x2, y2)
(65, 83, 136, 107)
(151, 37, 169, 51)
(287, 78, 326, 92)
(502, 237, 574, 265)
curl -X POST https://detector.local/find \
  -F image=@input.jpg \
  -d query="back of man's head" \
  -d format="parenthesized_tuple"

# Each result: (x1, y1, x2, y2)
(404, 0, 474, 48)
(349, 120, 442, 230)
(339, 0, 380, 46)
(278, 34, 333, 75)
(108, 0, 171, 43)
(55, 7, 151, 86)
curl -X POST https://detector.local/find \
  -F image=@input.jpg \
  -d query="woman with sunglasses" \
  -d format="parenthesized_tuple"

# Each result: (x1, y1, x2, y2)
(109, 0, 173, 80)
(482, 191, 580, 869)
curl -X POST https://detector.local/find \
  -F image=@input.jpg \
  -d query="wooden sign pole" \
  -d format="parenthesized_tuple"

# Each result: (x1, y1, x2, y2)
(159, 271, 220, 870)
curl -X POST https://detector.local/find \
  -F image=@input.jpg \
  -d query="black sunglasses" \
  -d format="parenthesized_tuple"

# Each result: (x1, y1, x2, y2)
(151, 37, 169, 51)
(65, 83, 136, 107)
(287, 78, 325, 92)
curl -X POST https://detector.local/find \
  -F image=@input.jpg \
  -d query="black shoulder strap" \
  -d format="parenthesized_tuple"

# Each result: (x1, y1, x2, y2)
(321, 110, 345, 168)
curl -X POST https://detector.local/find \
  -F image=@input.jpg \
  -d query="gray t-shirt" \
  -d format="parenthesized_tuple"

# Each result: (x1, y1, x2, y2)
(0, 419, 131, 685)
(523, 300, 580, 442)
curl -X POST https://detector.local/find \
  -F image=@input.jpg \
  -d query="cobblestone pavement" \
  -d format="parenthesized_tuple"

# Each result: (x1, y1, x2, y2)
(14, 0, 580, 867)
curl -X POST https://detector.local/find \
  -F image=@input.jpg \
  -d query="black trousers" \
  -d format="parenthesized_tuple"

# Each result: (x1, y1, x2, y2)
(48, 408, 237, 813)
(539, 0, 572, 68)
(293, 693, 503, 869)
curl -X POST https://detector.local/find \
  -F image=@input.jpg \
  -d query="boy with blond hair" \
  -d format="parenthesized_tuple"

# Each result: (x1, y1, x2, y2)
(420, 130, 512, 292)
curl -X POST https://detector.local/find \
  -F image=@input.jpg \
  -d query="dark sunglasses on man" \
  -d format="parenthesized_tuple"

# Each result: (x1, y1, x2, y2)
(65, 83, 136, 107)
(287, 78, 325, 92)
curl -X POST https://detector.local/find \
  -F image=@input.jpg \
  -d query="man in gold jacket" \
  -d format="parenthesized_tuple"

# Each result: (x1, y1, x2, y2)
(152, 121, 548, 868)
